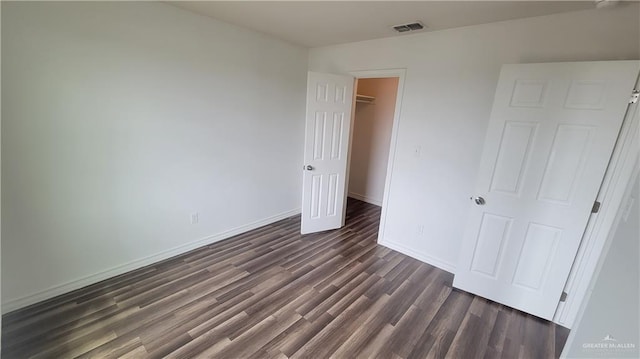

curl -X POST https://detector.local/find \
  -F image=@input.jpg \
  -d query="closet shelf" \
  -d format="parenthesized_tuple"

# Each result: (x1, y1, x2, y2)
(355, 94, 375, 104)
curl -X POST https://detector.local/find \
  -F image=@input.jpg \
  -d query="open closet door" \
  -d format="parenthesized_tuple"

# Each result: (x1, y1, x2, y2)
(301, 72, 355, 234)
(453, 61, 639, 320)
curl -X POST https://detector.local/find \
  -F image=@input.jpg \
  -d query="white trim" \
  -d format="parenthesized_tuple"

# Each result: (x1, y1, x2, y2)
(2, 208, 301, 314)
(560, 161, 640, 358)
(348, 68, 407, 247)
(348, 192, 382, 206)
(380, 238, 456, 273)
(553, 79, 640, 329)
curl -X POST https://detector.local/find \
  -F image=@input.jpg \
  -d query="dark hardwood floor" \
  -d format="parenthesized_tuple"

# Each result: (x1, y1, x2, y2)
(2, 199, 569, 358)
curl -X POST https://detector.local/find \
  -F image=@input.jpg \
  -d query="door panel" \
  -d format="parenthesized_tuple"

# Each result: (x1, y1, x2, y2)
(301, 72, 354, 234)
(511, 223, 561, 291)
(469, 214, 512, 278)
(537, 125, 592, 204)
(489, 122, 538, 195)
(454, 61, 639, 320)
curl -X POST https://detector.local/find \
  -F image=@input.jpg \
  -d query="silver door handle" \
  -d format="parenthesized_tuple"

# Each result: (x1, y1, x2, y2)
(304, 165, 314, 171)
(473, 196, 486, 205)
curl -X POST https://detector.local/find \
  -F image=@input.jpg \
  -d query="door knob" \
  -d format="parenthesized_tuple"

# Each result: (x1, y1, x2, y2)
(305, 165, 314, 171)
(474, 196, 486, 205)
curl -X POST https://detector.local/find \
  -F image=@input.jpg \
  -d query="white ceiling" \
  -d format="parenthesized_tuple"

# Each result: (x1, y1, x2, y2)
(168, 1, 598, 47)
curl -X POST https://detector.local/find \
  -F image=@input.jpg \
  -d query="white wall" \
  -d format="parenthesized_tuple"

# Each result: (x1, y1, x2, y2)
(1, 2, 308, 312)
(309, 5, 640, 271)
(348, 78, 398, 206)
(562, 169, 639, 358)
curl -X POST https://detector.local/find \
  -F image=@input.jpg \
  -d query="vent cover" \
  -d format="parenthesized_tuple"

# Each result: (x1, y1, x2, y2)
(392, 21, 425, 33)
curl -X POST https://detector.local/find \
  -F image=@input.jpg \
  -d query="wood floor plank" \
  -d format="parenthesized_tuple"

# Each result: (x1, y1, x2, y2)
(165, 311, 247, 358)
(376, 304, 436, 359)
(30, 329, 118, 359)
(277, 313, 335, 357)
(213, 309, 301, 359)
(1, 198, 569, 359)
(290, 295, 384, 359)
(484, 308, 511, 359)
(76, 335, 144, 359)
(406, 289, 475, 359)
(445, 297, 500, 359)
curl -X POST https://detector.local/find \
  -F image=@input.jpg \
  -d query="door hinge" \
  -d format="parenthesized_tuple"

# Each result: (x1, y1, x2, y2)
(592, 201, 601, 213)
(631, 90, 639, 104)
(560, 291, 568, 302)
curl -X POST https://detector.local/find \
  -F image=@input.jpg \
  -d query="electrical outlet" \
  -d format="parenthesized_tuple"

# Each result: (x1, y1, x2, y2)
(190, 213, 199, 224)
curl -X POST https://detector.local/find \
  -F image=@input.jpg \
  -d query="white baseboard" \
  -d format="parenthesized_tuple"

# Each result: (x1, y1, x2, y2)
(348, 192, 382, 206)
(2, 208, 301, 314)
(379, 238, 457, 273)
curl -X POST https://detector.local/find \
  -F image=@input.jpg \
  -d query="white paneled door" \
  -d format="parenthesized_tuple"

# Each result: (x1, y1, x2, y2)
(301, 72, 354, 234)
(454, 61, 639, 320)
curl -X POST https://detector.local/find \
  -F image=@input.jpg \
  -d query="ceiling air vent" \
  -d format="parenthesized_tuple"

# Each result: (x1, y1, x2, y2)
(392, 21, 425, 33)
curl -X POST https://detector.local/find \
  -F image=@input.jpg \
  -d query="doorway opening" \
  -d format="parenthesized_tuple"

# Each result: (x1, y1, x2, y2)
(300, 69, 404, 236)
(345, 77, 400, 225)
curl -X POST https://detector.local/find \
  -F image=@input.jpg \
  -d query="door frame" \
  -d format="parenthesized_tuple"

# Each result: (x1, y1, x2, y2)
(346, 69, 406, 243)
(560, 161, 640, 358)
(560, 160, 639, 357)
(554, 76, 640, 328)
